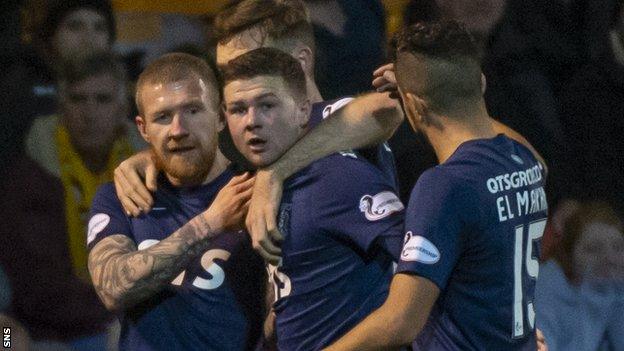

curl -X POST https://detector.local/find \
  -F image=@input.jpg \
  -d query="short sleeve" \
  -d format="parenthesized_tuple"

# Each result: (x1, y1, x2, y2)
(396, 169, 470, 289)
(314, 156, 405, 259)
(87, 183, 133, 250)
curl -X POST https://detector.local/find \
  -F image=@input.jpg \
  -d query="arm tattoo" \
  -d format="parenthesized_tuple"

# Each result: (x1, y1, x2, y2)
(88, 214, 218, 311)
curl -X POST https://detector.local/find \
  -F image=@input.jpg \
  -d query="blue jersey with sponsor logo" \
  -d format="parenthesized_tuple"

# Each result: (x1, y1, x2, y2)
(87, 169, 265, 351)
(272, 152, 405, 351)
(396, 135, 548, 350)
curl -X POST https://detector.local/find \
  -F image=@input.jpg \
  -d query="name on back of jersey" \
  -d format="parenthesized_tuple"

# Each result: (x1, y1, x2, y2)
(485, 164, 548, 222)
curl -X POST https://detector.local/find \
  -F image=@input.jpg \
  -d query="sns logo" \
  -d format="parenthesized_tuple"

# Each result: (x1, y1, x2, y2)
(359, 191, 404, 221)
(401, 232, 440, 264)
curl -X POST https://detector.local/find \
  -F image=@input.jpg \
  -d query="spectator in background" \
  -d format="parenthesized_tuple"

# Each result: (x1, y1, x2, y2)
(26, 0, 116, 118)
(0, 52, 141, 348)
(535, 201, 624, 351)
(558, 0, 624, 215)
(25, 52, 144, 282)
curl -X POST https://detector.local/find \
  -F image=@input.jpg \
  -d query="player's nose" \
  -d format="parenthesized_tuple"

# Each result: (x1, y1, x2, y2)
(244, 107, 262, 131)
(169, 114, 190, 139)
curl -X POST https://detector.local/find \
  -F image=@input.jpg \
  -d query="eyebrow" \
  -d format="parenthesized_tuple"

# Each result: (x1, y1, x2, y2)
(225, 92, 278, 107)
(151, 98, 204, 117)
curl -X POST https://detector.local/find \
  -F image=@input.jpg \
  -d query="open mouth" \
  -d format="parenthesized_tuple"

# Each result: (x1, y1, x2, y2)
(247, 137, 267, 152)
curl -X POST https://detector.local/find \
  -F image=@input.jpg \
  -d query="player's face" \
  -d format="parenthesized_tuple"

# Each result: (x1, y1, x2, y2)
(223, 75, 309, 167)
(574, 222, 624, 281)
(60, 73, 126, 154)
(53, 9, 110, 62)
(137, 78, 221, 185)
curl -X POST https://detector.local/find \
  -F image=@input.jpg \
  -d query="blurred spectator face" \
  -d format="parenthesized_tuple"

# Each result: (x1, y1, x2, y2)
(574, 222, 624, 281)
(53, 9, 111, 62)
(60, 72, 125, 155)
(137, 78, 221, 185)
(224, 75, 308, 167)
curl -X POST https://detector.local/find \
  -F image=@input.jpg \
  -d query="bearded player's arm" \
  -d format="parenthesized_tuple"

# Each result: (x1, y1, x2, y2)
(88, 173, 254, 311)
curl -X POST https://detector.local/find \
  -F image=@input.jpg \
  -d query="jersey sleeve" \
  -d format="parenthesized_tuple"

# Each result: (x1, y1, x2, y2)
(396, 168, 473, 290)
(87, 183, 134, 251)
(314, 156, 405, 259)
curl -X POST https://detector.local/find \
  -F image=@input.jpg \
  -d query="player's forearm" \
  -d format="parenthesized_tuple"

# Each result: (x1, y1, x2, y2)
(269, 92, 403, 181)
(88, 213, 218, 311)
(324, 306, 411, 351)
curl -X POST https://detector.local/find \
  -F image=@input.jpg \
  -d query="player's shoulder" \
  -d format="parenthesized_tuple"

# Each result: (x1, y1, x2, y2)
(309, 97, 355, 127)
(312, 152, 388, 183)
(93, 182, 119, 204)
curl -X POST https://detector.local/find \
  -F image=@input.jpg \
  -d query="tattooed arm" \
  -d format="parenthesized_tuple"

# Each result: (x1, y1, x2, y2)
(88, 173, 255, 312)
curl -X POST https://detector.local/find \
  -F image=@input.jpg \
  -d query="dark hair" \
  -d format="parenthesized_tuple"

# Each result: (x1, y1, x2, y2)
(39, 0, 116, 46)
(555, 201, 623, 283)
(135, 53, 220, 116)
(214, 0, 314, 50)
(58, 50, 126, 87)
(391, 20, 482, 114)
(221, 47, 307, 101)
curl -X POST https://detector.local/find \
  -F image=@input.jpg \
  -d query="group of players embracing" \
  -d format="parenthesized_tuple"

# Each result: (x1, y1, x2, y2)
(85, 0, 549, 350)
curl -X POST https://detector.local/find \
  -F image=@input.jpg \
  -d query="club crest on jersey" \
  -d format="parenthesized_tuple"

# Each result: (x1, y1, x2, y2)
(359, 191, 404, 221)
(401, 231, 440, 264)
(87, 213, 110, 245)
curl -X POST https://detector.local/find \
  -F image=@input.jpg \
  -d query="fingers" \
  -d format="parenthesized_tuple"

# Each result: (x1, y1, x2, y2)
(145, 164, 158, 193)
(265, 209, 284, 242)
(114, 178, 142, 217)
(114, 171, 150, 216)
(257, 247, 282, 266)
(229, 172, 252, 186)
(373, 63, 394, 77)
(376, 82, 395, 93)
(122, 169, 153, 211)
(372, 76, 388, 89)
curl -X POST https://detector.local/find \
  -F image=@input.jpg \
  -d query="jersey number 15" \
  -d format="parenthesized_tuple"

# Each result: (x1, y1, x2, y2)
(512, 219, 546, 338)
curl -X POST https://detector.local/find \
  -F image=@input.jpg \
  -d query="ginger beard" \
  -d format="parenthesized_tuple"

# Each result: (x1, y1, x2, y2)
(150, 132, 217, 186)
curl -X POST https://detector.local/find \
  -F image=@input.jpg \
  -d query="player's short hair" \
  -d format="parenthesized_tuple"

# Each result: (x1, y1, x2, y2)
(135, 53, 220, 116)
(58, 50, 126, 90)
(391, 20, 482, 115)
(221, 47, 307, 102)
(214, 0, 314, 52)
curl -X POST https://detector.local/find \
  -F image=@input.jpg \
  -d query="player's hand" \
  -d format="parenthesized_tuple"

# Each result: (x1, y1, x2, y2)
(536, 329, 548, 351)
(114, 150, 158, 217)
(245, 169, 284, 265)
(204, 172, 255, 233)
(372, 63, 397, 94)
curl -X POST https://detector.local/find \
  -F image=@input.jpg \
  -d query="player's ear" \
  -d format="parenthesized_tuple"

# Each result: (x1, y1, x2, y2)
(135, 116, 149, 143)
(296, 98, 311, 128)
(291, 44, 314, 78)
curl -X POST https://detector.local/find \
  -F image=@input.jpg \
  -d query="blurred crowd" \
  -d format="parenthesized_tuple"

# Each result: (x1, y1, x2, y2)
(0, 0, 622, 350)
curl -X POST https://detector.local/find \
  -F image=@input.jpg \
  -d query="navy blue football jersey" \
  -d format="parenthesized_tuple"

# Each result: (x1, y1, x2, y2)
(309, 97, 398, 190)
(87, 169, 265, 351)
(396, 135, 548, 350)
(271, 152, 405, 351)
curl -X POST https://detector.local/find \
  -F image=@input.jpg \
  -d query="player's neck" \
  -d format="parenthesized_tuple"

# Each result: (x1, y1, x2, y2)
(426, 102, 496, 164)
(307, 77, 323, 103)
